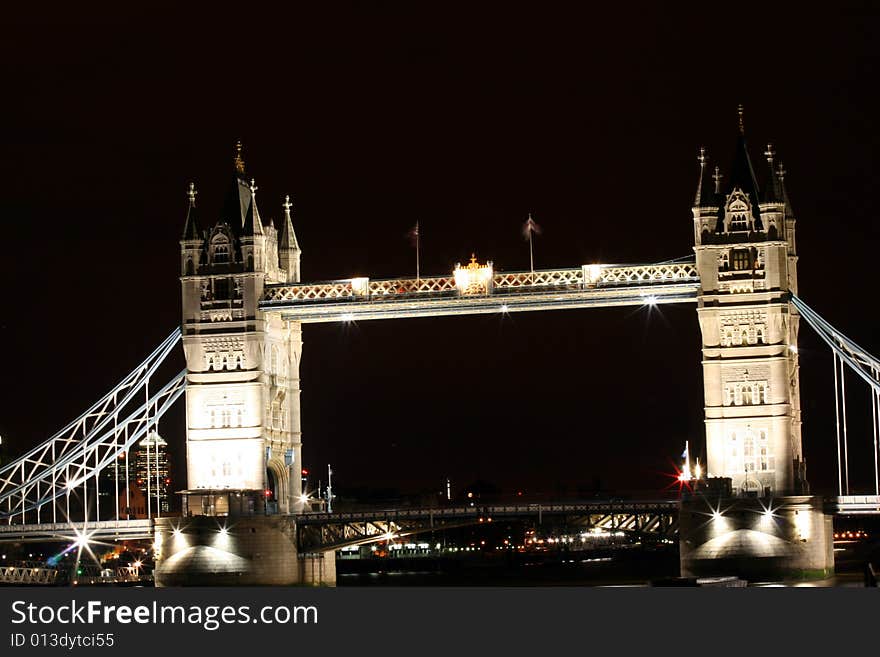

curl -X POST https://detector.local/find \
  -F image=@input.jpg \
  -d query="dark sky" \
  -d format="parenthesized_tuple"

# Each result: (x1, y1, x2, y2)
(2, 3, 880, 500)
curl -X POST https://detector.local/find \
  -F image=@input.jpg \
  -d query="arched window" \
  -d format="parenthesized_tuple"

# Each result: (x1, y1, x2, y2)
(730, 213, 749, 231)
(185, 258, 194, 276)
(742, 385, 753, 405)
(741, 330, 749, 346)
(212, 235, 230, 264)
(756, 327, 765, 344)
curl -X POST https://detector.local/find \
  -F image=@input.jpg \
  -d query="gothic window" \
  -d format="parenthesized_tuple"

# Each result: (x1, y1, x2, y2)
(741, 330, 749, 346)
(271, 401, 282, 429)
(758, 430, 774, 472)
(743, 432, 756, 473)
(756, 383, 767, 404)
(185, 258, 194, 276)
(732, 249, 751, 271)
(756, 326, 765, 344)
(730, 213, 749, 231)
(212, 236, 230, 264)
(742, 385, 753, 405)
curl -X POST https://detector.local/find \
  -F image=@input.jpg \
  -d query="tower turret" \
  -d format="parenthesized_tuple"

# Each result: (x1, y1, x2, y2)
(278, 195, 301, 283)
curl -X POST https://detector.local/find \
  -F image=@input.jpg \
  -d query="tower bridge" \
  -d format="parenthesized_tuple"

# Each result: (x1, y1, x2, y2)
(2, 115, 880, 585)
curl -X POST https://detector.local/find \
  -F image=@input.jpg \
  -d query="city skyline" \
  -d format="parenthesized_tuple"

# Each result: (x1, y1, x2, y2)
(3, 4, 880, 499)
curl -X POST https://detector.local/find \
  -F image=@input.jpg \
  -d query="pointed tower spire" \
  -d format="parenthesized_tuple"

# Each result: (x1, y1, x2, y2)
(279, 194, 300, 251)
(737, 103, 745, 135)
(712, 166, 723, 194)
(761, 143, 784, 203)
(694, 147, 717, 207)
(777, 161, 794, 217)
(242, 178, 264, 236)
(279, 194, 302, 283)
(181, 181, 201, 240)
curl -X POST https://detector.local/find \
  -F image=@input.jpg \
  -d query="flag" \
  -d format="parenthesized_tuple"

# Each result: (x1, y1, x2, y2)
(407, 222, 419, 246)
(522, 214, 541, 239)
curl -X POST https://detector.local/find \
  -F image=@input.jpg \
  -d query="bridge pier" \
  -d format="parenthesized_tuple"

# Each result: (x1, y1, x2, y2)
(679, 494, 834, 581)
(153, 516, 335, 587)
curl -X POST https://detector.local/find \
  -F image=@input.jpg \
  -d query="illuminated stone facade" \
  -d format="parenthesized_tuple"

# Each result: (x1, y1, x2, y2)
(179, 145, 304, 513)
(693, 124, 806, 496)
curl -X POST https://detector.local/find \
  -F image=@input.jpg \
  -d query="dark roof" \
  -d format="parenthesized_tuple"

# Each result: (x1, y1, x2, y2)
(724, 133, 762, 216)
(241, 196, 264, 237)
(219, 172, 252, 234)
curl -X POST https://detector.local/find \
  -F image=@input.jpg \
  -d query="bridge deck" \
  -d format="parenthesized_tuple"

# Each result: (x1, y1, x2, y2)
(261, 263, 700, 322)
(0, 519, 153, 543)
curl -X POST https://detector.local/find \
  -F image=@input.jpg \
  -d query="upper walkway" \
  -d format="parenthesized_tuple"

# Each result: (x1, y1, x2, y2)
(261, 261, 700, 322)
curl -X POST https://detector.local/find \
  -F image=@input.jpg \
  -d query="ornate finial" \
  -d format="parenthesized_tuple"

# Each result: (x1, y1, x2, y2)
(764, 143, 775, 164)
(698, 147, 707, 166)
(282, 194, 292, 213)
(470, 253, 477, 265)
(776, 162, 786, 181)
(712, 166, 723, 193)
(249, 178, 258, 195)
(187, 181, 198, 205)
(233, 140, 245, 174)
(737, 104, 745, 134)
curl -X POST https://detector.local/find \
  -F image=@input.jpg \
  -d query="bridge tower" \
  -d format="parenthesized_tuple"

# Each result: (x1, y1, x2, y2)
(693, 110, 806, 496)
(681, 110, 833, 580)
(178, 143, 304, 515)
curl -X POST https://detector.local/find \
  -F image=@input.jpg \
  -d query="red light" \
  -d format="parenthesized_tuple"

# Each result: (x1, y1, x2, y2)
(301, 469, 309, 476)
(165, 478, 171, 484)
(264, 489, 272, 497)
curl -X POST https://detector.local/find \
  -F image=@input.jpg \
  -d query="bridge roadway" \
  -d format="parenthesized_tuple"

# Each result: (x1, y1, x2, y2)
(260, 262, 701, 322)
(0, 496, 876, 546)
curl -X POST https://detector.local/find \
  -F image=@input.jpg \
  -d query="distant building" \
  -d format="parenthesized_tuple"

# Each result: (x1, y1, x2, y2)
(101, 431, 172, 514)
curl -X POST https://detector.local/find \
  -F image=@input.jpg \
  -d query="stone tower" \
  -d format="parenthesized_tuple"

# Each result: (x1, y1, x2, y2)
(178, 143, 304, 514)
(693, 109, 806, 496)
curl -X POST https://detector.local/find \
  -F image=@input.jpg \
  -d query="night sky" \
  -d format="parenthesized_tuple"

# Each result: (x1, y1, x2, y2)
(3, 3, 880, 501)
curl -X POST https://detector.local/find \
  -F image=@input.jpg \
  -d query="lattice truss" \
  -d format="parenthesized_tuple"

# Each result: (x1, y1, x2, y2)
(0, 329, 186, 523)
(567, 511, 677, 536)
(596, 263, 698, 284)
(792, 295, 880, 395)
(493, 269, 583, 289)
(263, 261, 699, 304)
(295, 503, 678, 551)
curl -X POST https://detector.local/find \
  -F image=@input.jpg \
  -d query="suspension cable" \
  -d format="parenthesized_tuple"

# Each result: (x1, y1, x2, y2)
(834, 352, 843, 496)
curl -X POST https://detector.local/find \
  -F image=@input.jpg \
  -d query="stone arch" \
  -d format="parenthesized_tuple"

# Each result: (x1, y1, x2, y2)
(266, 457, 289, 513)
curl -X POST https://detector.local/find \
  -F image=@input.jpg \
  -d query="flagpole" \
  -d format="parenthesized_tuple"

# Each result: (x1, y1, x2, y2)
(529, 230, 534, 275)
(416, 221, 420, 283)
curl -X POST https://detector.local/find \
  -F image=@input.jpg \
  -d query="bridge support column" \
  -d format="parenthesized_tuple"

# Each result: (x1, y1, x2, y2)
(679, 494, 833, 581)
(153, 516, 335, 586)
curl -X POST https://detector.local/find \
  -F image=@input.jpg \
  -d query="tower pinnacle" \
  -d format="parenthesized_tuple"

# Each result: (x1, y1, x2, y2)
(187, 181, 198, 206)
(737, 104, 745, 135)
